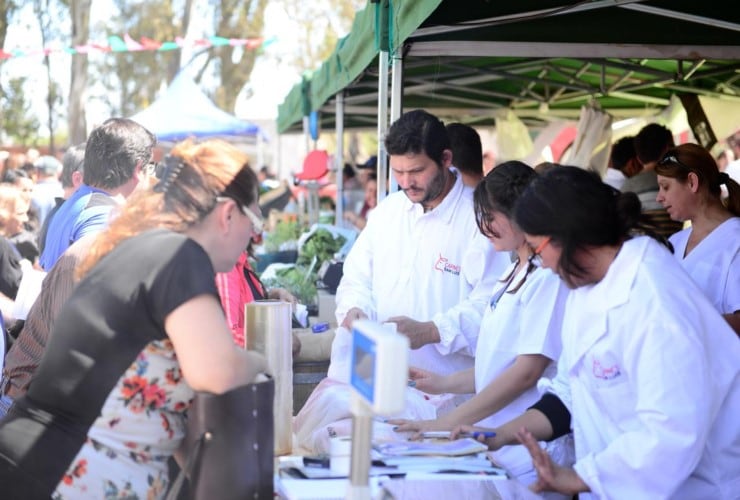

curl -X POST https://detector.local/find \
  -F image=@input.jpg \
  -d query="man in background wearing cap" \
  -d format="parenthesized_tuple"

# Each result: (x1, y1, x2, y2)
(37, 143, 86, 257)
(31, 155, 64, 227)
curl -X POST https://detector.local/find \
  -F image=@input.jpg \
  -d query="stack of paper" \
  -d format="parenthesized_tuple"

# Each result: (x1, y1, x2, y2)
(374, 438, 488, 457)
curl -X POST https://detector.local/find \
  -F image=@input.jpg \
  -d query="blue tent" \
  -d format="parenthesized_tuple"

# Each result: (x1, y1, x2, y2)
(130, 73, 268, 143)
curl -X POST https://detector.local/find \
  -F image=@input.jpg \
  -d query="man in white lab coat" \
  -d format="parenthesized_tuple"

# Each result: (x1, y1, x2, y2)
(333, 109, 508, 378)
(293, 110, 509, 452)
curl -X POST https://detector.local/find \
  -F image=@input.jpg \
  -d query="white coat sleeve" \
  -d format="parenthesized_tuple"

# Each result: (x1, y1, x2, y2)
(334, 217, 378, 325)
(723, 249, 740, 314)
(537, 342, 573, 413)
(572, 313, 724, 498)
(431, 233, 510, 356)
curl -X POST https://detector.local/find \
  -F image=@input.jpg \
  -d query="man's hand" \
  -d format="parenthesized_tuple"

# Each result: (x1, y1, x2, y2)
(386, 316, 439, 349)
(341, 307, 368, 329)
(517, 427, 590, 496)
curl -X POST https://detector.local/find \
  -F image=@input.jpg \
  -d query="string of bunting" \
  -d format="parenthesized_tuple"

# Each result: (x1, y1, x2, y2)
(0, 34, 275, 60)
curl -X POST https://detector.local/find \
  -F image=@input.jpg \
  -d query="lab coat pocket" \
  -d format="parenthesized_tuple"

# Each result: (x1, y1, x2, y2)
(586, 353, 634, 425)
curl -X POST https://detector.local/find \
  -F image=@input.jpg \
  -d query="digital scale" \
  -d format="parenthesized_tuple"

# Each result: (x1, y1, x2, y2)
(346, 320, 409, 500)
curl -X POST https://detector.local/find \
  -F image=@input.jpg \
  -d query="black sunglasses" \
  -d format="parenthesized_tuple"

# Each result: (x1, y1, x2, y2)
(658, 154, 691, 170)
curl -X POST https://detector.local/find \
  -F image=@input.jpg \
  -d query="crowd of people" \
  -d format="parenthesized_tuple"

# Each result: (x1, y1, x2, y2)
(0, 109, 737, 499)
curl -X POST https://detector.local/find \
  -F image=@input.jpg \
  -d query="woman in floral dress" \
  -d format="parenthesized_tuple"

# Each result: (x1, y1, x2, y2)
(0, 139, 267, 499)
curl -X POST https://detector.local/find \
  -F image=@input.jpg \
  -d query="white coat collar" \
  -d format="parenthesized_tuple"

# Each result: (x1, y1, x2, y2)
(566, 237, 650, 369)
(401, 167, 466, 225)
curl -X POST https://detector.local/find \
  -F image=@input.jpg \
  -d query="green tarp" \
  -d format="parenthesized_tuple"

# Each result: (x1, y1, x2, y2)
(277, 0, 443, 133)
(278, 0, 740, 134)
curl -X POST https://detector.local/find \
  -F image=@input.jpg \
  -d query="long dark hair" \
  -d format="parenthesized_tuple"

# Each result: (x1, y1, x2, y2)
(474, 161, 537, 293)
(514, 166, 670, 286)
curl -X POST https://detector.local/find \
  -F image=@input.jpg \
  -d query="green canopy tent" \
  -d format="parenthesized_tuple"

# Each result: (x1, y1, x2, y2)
(278, 0, 740, 220)
(279, 0, 740, 132)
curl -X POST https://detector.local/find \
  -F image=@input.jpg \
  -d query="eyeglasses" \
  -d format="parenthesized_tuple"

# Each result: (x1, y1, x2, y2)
(144, 161, 158, 177)
(658, 154, 691, 170)
(216, 196, 264, 233)
(528, 236, 551, 267)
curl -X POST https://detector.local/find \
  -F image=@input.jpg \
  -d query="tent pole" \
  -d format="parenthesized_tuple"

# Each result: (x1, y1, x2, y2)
(388, 49, 403, 194)
(377, 51, 390, 204)
(302, 116, 310, 157)
(335, 91, 345, 226)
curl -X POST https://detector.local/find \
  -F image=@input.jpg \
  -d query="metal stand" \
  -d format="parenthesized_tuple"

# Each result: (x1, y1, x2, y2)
(347, 393, 373, 500)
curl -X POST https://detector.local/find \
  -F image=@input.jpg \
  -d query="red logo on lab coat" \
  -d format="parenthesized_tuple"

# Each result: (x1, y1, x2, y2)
(434, 254, 461, 276)
(592, 359, 621, 380)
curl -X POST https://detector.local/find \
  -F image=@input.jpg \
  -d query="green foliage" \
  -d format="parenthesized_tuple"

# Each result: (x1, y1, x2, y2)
(264, 219, 303, 252)
(261, 227, 346, 305)
(0, 77, 41, 145)
(263, 266, 317, 306)
(296, 228, 345, 268)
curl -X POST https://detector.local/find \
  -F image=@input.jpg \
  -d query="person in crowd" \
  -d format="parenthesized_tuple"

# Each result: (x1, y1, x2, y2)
(723, 130, 740, 184)
(37, 143, 86, 256)
(342, 163, 361, 191)
(3, 168, 39, 234)
(215, 240, 300, 354)
(455, 166, 740, 499)
(655, 143, 740, 334)
(293, 110, 510, 453)
(343, 171, 377, 230)
(0, 134, 154, 416)
(446, 122, 484, 187)
(391, 162, 572, 495)
(0, 139, 268, 499)
(355, 155, 377, 187)
(603, 135, 640, 190)
(620, 123, 682, 237)
(0, 222, 23, 314)
(30, 155, 64, 227)
(0, 235, 95, 418)
(714, 145, 734, 172)
(0, 184, 38, 265)
(39, 118, 156, 271)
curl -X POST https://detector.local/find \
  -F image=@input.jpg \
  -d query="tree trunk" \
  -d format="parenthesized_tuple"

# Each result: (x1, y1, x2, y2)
(68, 0, 91, 145)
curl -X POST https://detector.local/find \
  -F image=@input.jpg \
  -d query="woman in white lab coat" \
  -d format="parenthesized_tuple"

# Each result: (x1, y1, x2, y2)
(655, 143, 740, 334)
(456, 166, 740, 499)
(392, 162, 572, 497)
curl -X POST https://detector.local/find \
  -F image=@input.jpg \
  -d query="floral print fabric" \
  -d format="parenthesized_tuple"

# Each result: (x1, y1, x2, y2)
(53, 339, 194, 499)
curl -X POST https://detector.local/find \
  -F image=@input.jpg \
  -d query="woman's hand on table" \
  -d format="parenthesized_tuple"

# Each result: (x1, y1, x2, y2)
(268, 287, 297, 305)
(450, 424, 500, 449)
(388, 417, 453, 440)
(407, 366, 446, 394)
(517, 427, 590, 496)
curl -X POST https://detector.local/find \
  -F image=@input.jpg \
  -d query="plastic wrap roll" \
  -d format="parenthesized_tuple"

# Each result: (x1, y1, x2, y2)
(245, 300, 294, 455)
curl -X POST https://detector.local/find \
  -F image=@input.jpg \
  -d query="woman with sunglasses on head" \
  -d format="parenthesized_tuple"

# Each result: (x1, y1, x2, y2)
(391, 162, 572, 497)
(0, 139, 268, 499)
(655, 143, 740, 335)
(457, 166, 740, 499)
